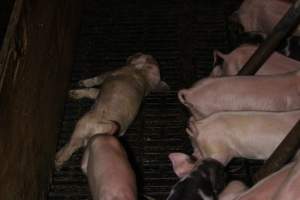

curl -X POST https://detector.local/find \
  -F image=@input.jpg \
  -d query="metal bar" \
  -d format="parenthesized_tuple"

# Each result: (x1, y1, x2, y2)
(238, 0, 300, 75)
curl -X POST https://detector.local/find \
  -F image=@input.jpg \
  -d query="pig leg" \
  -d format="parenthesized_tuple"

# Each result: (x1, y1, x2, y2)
(55, 114, 118, 170)
(273, 158, 300, 200)
(234, 162, 294, 200)
(69, 88, 99, 100)
(79, 71, 111, 87)
(219, 181, 248, 200)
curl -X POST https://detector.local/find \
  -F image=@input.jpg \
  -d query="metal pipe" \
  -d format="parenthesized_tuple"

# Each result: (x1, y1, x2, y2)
(238, 0, 300, 75)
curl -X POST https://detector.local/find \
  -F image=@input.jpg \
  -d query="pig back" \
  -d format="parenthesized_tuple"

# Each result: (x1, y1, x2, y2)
(92, 73, 147, 134)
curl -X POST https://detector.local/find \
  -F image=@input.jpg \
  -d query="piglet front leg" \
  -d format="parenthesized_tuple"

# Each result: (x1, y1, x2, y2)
(81, 135, 137, 200)
(55, 115, 118, 170)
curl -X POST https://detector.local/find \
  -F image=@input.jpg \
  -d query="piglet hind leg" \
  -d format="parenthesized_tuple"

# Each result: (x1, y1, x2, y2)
(55, 114, 118, 170)
(79, 72, 111, 88)
(69, 88, 99, 100)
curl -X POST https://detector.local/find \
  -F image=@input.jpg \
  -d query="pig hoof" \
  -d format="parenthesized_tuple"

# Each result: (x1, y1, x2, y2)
(54, 159, 63, 171)
(69, 90, 81, 99)
(78, 80, 85, 87)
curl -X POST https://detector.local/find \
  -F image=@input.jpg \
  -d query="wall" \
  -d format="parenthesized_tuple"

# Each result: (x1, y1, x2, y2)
(0, 0, 81, 199)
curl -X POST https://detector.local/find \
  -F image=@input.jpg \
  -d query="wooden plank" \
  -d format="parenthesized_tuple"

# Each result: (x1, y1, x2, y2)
(0, 0, 82, 199)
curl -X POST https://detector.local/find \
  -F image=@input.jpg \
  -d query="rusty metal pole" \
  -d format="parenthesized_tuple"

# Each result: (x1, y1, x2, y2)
(234, 0, 300, 183)
(238, 0, 300, 75)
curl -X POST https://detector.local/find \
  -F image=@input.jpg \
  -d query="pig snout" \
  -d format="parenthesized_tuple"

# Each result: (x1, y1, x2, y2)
(178, 89, 189, 106)
(167, 158, 226, 200)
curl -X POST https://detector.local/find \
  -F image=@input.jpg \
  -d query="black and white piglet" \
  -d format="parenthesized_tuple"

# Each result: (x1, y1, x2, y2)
(167, 158, 226, 200)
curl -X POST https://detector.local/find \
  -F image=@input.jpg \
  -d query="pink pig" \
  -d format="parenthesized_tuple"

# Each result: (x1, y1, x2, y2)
(178, 70, 300, 120)
(210, 45, 300, 77)
(81, 135, 137, 200)
(233, 0, 300, 37)
(169, 110, 300, 177)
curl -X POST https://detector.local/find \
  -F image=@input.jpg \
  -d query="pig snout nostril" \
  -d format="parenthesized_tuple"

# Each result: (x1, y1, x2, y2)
(178, 90, 187, 104)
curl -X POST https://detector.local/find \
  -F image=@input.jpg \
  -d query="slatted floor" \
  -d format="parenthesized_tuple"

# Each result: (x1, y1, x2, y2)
(47, 0, 264, 199)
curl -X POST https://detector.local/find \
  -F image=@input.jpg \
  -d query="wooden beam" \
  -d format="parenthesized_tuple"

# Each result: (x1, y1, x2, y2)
(0, 0, 81, 199)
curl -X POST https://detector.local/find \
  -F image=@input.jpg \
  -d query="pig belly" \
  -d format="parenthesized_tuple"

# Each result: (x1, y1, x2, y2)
(93, 78, 144, 134)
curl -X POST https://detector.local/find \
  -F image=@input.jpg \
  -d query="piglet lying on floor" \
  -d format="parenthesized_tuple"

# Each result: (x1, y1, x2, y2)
(55, 53, 169, 169)
(167, 158, 226, 200)
(81, 135, 136, 200)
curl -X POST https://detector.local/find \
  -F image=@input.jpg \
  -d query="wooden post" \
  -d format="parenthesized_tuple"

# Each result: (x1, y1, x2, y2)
(0, 0, 81, 199)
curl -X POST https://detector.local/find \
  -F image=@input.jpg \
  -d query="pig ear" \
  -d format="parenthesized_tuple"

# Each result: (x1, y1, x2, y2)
(153, 81, 170, 92)
(210, 66, 223, 77)
(169, 153, 195, 177)
(213, 50, 226, 66)
(127, 52, 144, 65)
(229, 11, 240, 24)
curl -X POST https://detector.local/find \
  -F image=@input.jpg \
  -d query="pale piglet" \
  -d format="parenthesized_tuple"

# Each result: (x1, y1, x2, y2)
(210, 45, 300, 77)
(178, 70, 300, 119)
(233, 0, 300, 37)
(169, 110, 300, 176)
(55, 53, 169, 169)
(81, 135, 136, 200)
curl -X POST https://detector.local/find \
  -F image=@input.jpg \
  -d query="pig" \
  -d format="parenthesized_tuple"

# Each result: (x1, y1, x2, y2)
(219, 162, 294, 200)
(272, 154, 300, 200)
(169, 110, 300, 176)
(55, 53, 169, 169)
(210, 44, 300, 77)
(178, 70, 300, 120)
(218, 181, 248, 200)
(166, 158, 226, 200)
(81, 135, 137, 200)
(233, 0, 300, 37)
